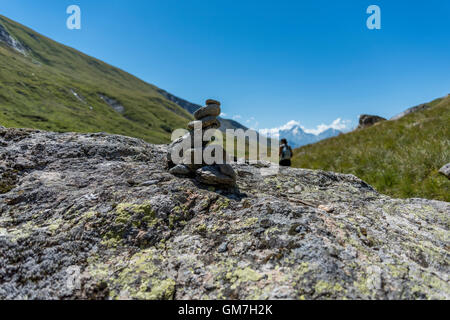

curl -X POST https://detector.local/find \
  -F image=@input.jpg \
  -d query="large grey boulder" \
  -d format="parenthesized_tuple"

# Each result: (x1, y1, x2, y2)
(0, 126, 448, 300)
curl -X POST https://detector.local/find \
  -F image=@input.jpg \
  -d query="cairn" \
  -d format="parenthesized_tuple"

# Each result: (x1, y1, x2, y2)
(168, 99, 237, 187)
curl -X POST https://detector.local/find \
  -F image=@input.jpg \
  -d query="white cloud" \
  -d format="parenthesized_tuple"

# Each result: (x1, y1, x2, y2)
(232, 115, 242, 120)
(220, 112, 227, 117)
(259, 118, 352, 138)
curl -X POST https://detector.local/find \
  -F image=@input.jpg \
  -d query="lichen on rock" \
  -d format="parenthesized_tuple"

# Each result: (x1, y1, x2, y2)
(0, 127, 448, 300)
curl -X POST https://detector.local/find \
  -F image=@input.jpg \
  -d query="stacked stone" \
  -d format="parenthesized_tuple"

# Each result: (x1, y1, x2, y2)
(168, 99, 236, 187)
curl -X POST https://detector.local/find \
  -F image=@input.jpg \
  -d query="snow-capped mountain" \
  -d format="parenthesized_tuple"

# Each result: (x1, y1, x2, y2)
(278, 125, 341, 148)
(317, 128, 342, 140)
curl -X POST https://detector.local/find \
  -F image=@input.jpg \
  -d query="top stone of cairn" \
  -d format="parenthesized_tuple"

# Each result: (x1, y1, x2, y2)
(194, 100, 221, 120)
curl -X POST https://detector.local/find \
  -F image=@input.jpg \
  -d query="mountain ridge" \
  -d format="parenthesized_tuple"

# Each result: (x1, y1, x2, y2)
(156, 89, 251, 133)
(0, 15, 247, 142)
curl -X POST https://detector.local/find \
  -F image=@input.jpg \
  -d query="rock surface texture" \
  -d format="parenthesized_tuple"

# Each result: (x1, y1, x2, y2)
(0, 127, 449, 300)
(168, 99, 236, 187)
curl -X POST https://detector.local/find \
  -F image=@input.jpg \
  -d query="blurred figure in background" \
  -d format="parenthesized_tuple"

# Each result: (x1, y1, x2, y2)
(279, 138, 293, 167)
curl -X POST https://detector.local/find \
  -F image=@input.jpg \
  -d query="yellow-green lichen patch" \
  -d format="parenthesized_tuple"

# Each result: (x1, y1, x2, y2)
(296, 262, 310, 276)
(0, 170, 18, 194)
(87, 248, 176, 300)
(406, 267, 450, 300)
(264, 226, 280, 236)
(387, 263, 409, 278)
(141, 279, 176, 300)
(7, 221, 35, 242)
(226, 267, 263, 287)
(196, 223, 207, 234)
(353, 276, 371, 298)
(47, 218, 64, 234)
(314, 280, 344, 295)
(169, 204, 190, 229)
(103, 202, 159, 244)
(115, 202, 157, 227)
(211, 197, 230, 212)
(242, 218, 258, 228)
(83, 211, 98, 220)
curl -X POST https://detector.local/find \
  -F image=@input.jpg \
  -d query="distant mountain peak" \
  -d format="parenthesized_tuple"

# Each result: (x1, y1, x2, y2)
(276, 124, 342, 148)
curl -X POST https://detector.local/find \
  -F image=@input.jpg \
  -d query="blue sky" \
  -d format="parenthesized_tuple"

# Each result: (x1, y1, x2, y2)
(1, 0, 449, 133)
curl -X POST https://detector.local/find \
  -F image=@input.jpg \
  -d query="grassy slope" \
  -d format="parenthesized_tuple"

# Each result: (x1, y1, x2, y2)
(0, 15, 193, 144)
(292, 96, 450, 201)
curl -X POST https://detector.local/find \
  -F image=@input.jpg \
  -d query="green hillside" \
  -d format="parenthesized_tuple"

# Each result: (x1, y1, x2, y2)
(0, 15, 193, 144)
(292, 95, 450, 201)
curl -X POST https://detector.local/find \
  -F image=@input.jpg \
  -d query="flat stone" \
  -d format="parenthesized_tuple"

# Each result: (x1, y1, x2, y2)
(251, 160, 271, 168)
(188, 117, 220, 130)
(218, 242, 229, 253)
(194, 105, 221, 120)
(218, 163, 236, 180)
(196, 165, 236, 187)
(169, 164, 192, 176)
(318, 205, 335, 213)
(140, 180, 160, 186)
(206, 99, 221, 106)
(438, 163, 450, 179)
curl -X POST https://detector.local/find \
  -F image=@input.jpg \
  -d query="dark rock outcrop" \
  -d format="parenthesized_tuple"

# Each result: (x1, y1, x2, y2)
(0, 127, 448, 300)
(0, 21, 26, 55)
(98, 94, 125, 113)
(358, 114, 386, 129)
